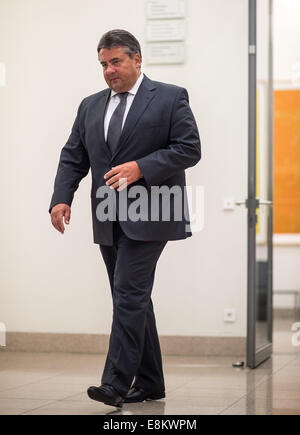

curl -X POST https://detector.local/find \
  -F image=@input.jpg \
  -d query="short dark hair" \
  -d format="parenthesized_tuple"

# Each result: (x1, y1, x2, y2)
(97, 29, 142, 61)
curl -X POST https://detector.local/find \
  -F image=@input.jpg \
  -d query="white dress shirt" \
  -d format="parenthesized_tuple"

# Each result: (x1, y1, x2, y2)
(104, 72, 144, 141)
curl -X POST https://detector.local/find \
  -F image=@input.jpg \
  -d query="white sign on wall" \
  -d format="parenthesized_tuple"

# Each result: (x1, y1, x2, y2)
(146, 0, 185, 19)
(146, 19, 185, 42)
(145, 0, 186, 65)
(0, 63, 6, 86)
(147, 42, 185, 64)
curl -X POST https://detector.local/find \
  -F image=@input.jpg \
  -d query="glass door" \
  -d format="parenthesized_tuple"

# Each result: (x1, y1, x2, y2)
(237, 0, 274, 367)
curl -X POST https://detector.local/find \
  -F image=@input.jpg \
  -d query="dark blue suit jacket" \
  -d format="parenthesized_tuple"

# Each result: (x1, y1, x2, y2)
(49, 75, 201, 245)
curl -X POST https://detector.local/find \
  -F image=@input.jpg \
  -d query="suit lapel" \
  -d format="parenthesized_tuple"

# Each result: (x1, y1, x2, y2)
(94, 88, 111, 160)
(111, 75, 157, 160)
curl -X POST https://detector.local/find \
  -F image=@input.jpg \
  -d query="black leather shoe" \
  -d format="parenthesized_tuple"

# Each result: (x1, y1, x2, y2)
(87, 384, 124, 408)
(124, 386, 165, 403)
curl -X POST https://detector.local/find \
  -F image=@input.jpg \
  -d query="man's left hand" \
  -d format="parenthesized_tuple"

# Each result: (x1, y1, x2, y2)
(104, 161, 142, 192)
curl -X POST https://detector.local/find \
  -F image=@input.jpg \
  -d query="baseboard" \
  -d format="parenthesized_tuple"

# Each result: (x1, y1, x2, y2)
(0, 332, 246, 356)
(273, 308, 297, 319)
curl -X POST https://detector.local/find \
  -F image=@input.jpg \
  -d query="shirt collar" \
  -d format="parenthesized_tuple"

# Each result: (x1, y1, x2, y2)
(111, 72, 144, 98)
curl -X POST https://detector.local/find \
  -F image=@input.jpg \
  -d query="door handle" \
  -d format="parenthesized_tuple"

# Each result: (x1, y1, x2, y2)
(259, 199, 273, 205)
(235, 198, 273, 207)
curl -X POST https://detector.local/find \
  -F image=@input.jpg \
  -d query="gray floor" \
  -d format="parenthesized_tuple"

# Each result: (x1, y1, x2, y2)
(0, 317, 299, 415)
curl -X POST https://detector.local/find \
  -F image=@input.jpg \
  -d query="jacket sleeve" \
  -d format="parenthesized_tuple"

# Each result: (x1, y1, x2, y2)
(48, 99, 90, 213)
(135, 87, 201, 187)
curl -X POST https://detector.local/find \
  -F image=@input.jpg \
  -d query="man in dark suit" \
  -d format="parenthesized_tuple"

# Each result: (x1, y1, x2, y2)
(49, 29, 201, 408)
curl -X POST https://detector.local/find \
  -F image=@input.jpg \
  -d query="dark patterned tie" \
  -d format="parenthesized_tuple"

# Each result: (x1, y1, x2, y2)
(106, 92, 128, 155)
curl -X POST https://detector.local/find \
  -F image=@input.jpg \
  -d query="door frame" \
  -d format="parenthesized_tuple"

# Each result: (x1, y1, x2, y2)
(246, 0, 274, 368)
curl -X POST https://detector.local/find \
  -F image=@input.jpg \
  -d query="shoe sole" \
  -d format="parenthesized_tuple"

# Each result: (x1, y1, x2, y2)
(125, 392, 165, 403)
(87, 389, 123, 408)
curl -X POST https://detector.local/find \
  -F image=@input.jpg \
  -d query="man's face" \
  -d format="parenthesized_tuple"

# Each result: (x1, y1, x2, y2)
(99, 46, 141, 93)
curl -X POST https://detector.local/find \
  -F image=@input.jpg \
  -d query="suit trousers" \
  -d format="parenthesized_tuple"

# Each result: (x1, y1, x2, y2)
(99, 218, 167, 397)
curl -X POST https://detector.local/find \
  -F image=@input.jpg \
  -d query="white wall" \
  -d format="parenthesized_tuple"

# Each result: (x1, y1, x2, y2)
(273, 0, 300, 307)
(0, 0, 249, 336)
(274, 0, 300, 83)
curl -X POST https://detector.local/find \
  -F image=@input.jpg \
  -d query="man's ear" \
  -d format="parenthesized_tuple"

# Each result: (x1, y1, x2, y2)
(134, 53, 142, 68)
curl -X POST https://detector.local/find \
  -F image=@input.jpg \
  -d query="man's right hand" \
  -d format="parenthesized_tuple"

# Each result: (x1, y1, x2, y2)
(50, 203, 71, 234)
